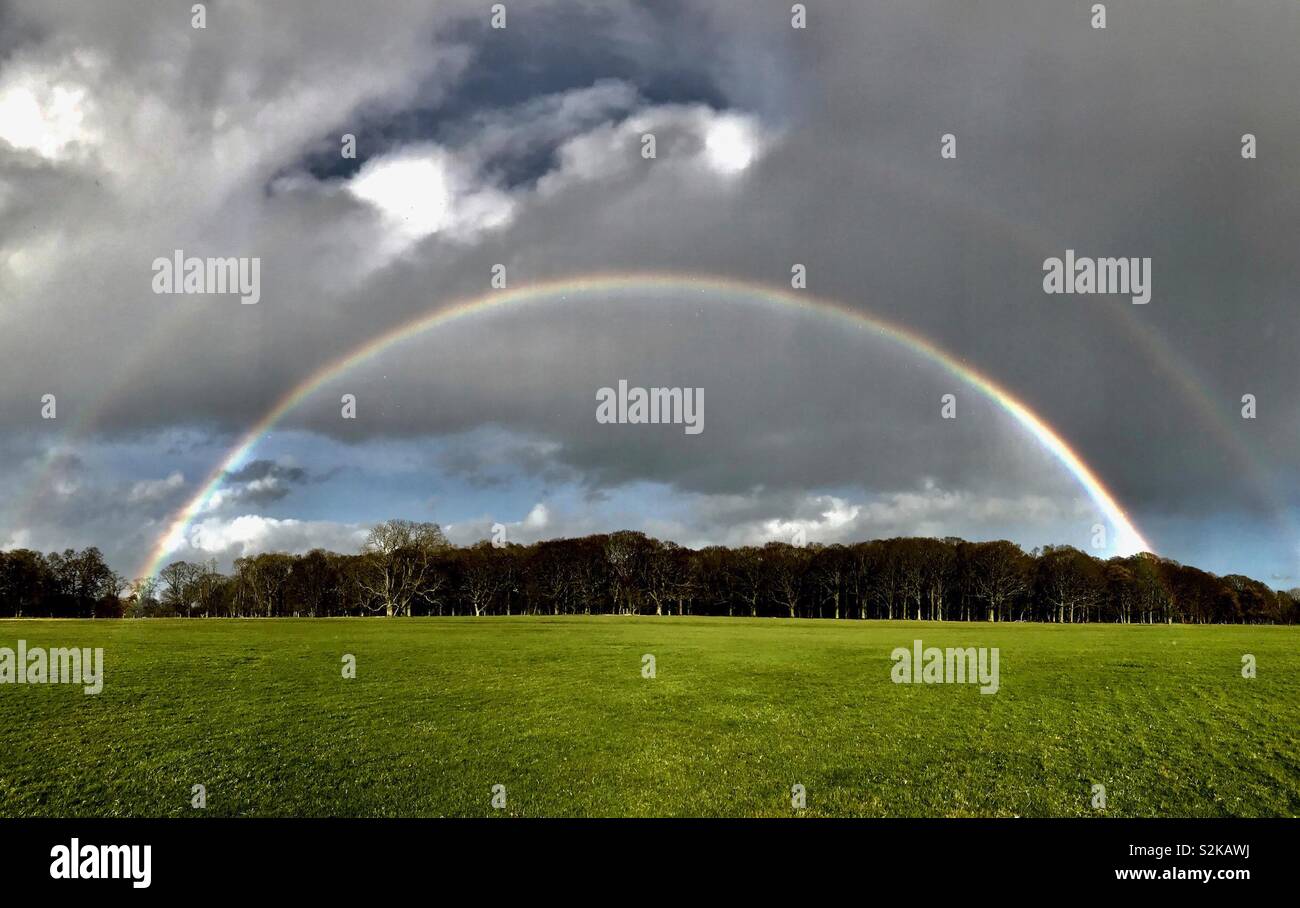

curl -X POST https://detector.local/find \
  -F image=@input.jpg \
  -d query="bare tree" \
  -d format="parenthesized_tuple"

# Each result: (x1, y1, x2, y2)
(191, 559, 225, 617)
(865, 541, 902, 620)
(643, 540, 685, 616)
(604, 531, 650, 615)
(234, 553, 293, 617)
(969, 541, 1030, 622)
(460, 543, 504, 616)
(1037, 546, 1103, 623)
(896, 541, 926, 620)
(159, 560, 203, 616)
(810, 544, 848, 619)
(727, 547, 764, 618)
(765, 542, 809, 618)
(357, 520, 449, 617)
(919, 538, 957, 621)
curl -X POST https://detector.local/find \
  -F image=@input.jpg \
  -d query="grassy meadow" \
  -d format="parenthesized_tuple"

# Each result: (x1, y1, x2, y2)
(0, 617, 1295, 817)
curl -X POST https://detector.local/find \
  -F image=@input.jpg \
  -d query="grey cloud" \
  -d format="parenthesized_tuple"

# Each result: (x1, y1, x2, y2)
(1, 0, 1297, 576)
(224, 459, 307, 485)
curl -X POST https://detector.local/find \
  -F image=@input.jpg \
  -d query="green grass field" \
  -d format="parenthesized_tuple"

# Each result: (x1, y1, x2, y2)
(0, 617, 1296, 817)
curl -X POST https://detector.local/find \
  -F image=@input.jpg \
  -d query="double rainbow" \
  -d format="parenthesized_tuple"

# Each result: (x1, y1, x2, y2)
(136, 273, 1153, 579)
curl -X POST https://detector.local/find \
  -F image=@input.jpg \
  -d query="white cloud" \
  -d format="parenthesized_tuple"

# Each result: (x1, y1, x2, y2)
(181, 514, 368, 563)
(0, 54, 103, 162)
(702, 113, 762, 175)
(539, 104, 770, 194)
(203, 477, 292, 512)
(444, 501, 555, 546)
(1, 528, 32, 551)
(522, 502, 550, 530)
(760, 495, 861, 543)
(128, 471, 184, 503)
(333, 93, 771, 266)
(638, 485, 1094, 551)
(345, 145, 515, 252)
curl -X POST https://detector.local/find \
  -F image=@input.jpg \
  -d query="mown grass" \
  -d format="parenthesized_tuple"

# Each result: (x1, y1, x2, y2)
(0, 617, 1295, 817)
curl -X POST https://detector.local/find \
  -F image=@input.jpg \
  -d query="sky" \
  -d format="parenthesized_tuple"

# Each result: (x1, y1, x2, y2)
(0, 0, 1297, 585)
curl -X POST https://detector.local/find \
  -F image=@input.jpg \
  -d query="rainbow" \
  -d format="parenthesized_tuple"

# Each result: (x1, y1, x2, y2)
(136, 273, 1153, 579)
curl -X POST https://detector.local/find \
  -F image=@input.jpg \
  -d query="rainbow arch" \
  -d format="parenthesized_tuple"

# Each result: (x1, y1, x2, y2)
(137, 273, 1153, 579)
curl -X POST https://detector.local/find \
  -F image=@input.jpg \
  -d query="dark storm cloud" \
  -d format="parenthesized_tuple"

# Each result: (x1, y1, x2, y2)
(1, 0, 1297, 574)
(224, 459, 307, 486)
(215, 458, 312, 505)
(435, 432, 578, 490)
(777, 0, 1300, 520)
(0, 0, 46, 60)
(295, 0, 734, 184)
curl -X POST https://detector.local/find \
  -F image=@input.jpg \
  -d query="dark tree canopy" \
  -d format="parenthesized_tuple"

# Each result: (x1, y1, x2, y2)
(1, 531, 1294, 624)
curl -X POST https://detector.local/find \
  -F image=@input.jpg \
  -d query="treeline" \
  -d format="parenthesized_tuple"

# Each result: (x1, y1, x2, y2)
(1, 520, 1296, 623)
(0, 547, 121, 619)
